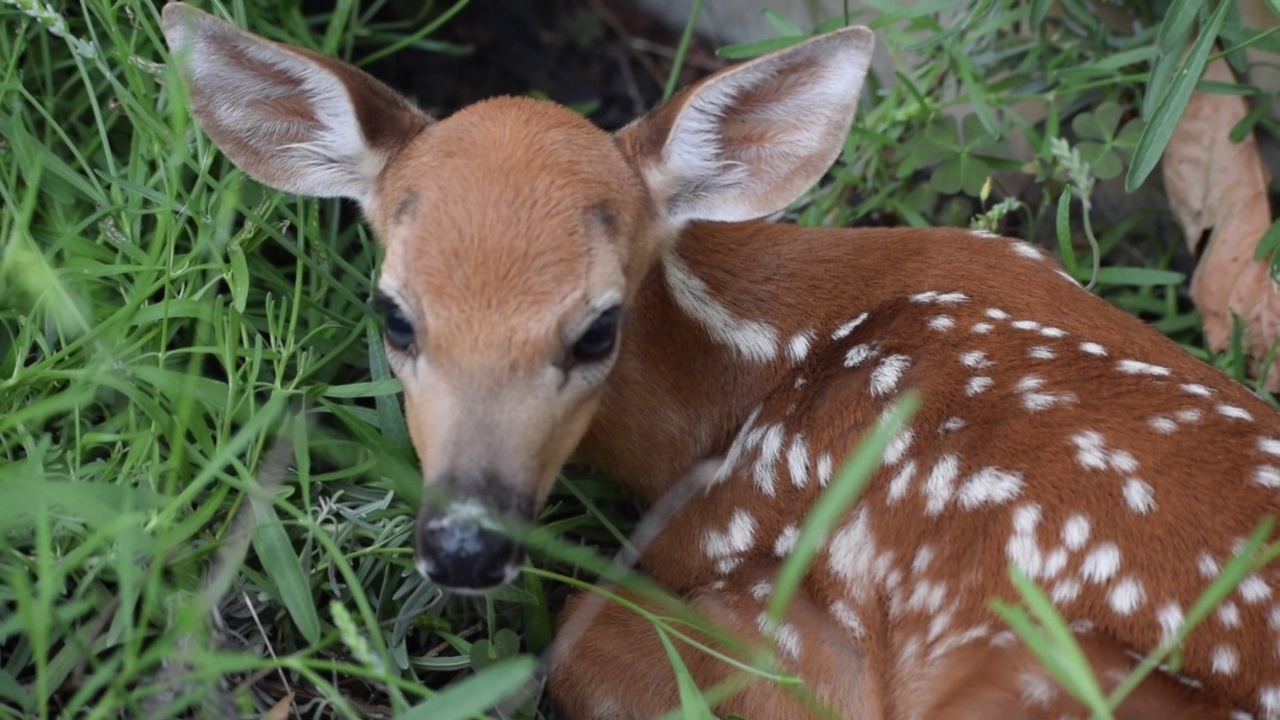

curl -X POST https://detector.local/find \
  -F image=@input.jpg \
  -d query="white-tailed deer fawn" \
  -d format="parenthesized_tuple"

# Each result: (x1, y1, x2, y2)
(163, 4, 1280, 718)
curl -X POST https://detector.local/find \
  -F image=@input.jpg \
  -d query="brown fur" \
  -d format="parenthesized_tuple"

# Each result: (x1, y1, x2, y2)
(163, 6, 1279, 717)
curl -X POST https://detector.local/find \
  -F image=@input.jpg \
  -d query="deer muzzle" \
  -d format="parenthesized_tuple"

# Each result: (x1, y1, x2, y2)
(412, 472, 533, 592)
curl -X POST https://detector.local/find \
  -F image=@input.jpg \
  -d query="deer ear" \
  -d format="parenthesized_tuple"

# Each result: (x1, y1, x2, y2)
(161, 2, 429, 207)
(618, 27, 875, 227)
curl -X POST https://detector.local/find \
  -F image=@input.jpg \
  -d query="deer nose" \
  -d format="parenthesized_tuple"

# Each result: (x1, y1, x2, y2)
(414, 501, 524, 591)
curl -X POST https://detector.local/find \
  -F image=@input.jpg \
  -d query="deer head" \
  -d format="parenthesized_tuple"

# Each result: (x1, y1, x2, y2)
(161, 2, 874, 591)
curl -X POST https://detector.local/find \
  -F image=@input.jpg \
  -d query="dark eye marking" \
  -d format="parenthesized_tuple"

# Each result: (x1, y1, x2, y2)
(569, 305, 622, 367)
(373, 290, 416, 353)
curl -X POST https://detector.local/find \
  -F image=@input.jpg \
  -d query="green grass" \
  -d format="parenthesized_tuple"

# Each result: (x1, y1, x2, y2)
(2, 0, 1279, 718)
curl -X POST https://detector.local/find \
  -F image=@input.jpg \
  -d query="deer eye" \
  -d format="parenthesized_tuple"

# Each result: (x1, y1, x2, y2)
(571, 306, 622, 365)
(382, 304, 415, 352)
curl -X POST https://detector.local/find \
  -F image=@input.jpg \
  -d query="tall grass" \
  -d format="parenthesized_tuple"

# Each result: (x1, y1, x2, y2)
(1, 0, 1278, 718)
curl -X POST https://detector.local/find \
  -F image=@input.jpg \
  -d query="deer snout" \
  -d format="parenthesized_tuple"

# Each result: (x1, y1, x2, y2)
(413, 487, 528, 592)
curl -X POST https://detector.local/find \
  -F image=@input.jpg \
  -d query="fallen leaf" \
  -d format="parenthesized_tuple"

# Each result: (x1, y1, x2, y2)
(1162, 55, 1280, 389)
(261, 693, 294, 720)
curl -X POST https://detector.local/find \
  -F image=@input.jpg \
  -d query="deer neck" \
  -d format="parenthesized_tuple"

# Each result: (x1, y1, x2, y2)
(578, 219, 849, 503)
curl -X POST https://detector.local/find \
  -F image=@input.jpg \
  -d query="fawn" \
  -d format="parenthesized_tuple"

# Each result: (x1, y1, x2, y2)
(162, 3, 1280, 718)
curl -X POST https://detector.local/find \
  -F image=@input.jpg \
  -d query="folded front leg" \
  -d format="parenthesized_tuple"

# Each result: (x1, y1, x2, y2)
(547, 563, 884, 719)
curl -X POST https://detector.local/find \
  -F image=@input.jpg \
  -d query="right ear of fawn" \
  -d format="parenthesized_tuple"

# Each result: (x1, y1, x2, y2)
(162, 3, 1280, 718)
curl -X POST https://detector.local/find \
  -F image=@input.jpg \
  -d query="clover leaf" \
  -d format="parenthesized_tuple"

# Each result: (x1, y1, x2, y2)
(1073, 101, 1146, 180)
(905, 114, 1002, 197)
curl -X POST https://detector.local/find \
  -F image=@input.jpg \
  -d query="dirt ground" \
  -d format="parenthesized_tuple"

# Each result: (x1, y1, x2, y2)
(370, 0, 723, 131)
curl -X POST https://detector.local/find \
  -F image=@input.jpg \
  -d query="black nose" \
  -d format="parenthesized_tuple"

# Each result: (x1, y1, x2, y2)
(414, 512, 523, 590)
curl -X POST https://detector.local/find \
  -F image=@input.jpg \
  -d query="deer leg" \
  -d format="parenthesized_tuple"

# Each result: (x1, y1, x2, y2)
(922, 632, 1237, 720)
(548, 564, 884, 720)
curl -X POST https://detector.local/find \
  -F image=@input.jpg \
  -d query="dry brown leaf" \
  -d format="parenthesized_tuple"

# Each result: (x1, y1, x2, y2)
(1162, 56, 1279, 389)
(260, 692, 294, 720)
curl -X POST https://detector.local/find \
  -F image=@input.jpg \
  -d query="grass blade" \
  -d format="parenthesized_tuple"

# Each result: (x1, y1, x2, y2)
(1125, 0, 1231, 191)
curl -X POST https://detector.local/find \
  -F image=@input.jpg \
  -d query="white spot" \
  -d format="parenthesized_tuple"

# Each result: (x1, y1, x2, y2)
(786, 330, 814, 363)
(1217, 601, 1241, 628)
(845, 342, 879, 368)
(1039, 326, 1068, 338)
(717, 411, 762, 485)
(750, 580, 772, 600)
(756, 613, 801, 660)
(1211, 645, 1239, 675)
(1071, 431, 1107, 470)
(832, 312, 869, 340)
(910, 291, 939, 303)
(1006, 503, 1045, 578)
(1013, 503, 1042, 534)
(928, 315, 955, 331)
(1198, 553, 1220, 579)
(959, 350, 992, 369)
(985, 308, 1010, 320)
(886, 460, 917, 505)
(702, 508, 756, 559)
(1175, 407, 1203, 423)
(966, 376, 993, 396)
(1041, 548, 1068, 579)
(1062, 515, 1091, 551)
(912, 545, 934, 574)
(1118, 359, 1171, 376)
(1255, 466, 1280, 489)
(830, 600, 864, 637)
(907, 579, 947, 614)
(1015, 375, 1044, 392)
(1109, 576, 1146, 615)
(1148, 416, 1177, 434)
(1011, 320, 1041, 331)
(1122, 478, 1155, 514)
(786, 434, 810, 488)
(1157, 602, 1184, 641)
(1011, 242, 1043, 260)
(664, 254, 778, 362)
(1240, 575, 1272, 604)
(816, 453, 833, 487)
(1051, 578, 1081, 604)
(1079, 342, 1107, 356)
(989, 630, 1018, 647)
(970, 228, 999, 239)
(957, 467, 1024, 509)
(927, 605, 955, 641)
(883, 427, 915, 466)
(1028, 346, 1056, 359)
(1022, 391, 1071, 412)
(927, 624, 992, 661)
(1260, 437, 1280, 456)
(827, 509, 878, 598)
(971, 322, 994, 334)
(923, 454, 961, 515)
(1263, 687, 1280, 718)
(1218, 403, 1253, 421)
(936, 292, 969, 304)
(1271, 604, 1280, 631)
(1107, 449, 1138, 474)
(1181, 383, 1213, 397)
(1081, 542, 1121, 583)
(753, 425, 784, 496)
(1019, 672, 1056, 707)
(774, 525, 799, 557)
(939, 417, 965, 433)
(870, 354, 912, 397)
